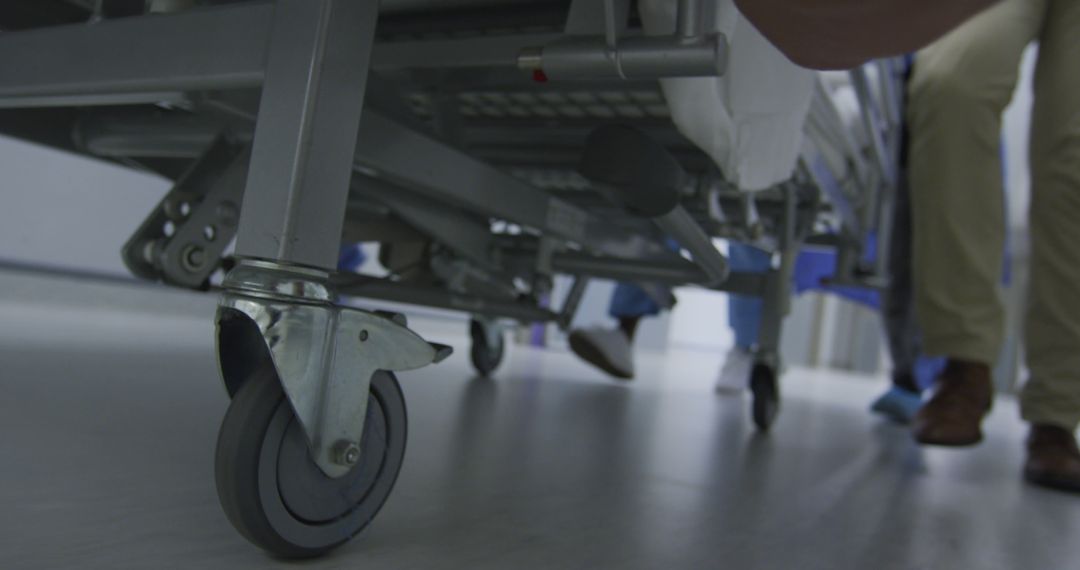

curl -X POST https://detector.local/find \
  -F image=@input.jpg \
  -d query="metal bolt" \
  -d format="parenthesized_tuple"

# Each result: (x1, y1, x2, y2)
(142, 240, 162, 265)
(359, 329, 369, 342)
(181, 245, 206, 271)
(332, 440, 361, 466)
(164, 199, 190, 221)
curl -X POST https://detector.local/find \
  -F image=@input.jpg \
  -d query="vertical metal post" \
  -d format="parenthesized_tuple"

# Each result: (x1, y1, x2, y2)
(558, 277, 589, 330)
(873, 59, 907, 279)
(756, 272, 784, 369)
(676, 0, 705, 39)
(851, 66, 899, 280)
(850, 67, 894, 187)
(233, 0, 378, 269)
(755, 186, 799, 368)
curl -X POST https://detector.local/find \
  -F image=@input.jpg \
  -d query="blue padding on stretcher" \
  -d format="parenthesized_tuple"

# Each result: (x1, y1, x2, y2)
(337, 244, 367, 273)
(793, 240, 880, 310)
(728, 243, 772, 349)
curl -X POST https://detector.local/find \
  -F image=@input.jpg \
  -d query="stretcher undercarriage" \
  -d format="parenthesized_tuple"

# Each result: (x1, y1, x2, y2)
(0, 0, 904, 557)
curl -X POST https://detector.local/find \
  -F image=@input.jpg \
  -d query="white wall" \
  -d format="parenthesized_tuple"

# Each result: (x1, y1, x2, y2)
(1003, 46, 1037, 229)
(668, 286, 733, 351)
(997, 46, 1038, 390)
(0, 135, 169, 275)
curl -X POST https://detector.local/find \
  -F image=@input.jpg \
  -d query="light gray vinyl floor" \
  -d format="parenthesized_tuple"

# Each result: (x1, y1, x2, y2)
(1, 270, 1078, 570)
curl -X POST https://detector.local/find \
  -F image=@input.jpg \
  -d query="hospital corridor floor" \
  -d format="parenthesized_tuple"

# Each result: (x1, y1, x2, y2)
(1, 273, 1079, 570)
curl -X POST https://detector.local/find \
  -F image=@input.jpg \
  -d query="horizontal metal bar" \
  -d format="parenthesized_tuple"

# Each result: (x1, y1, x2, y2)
(527, 251, 766, 297)
(803, 233, 855, 248)
(653, 207, 729, 285)
(367, 180, 497, 270)
(459, 124, 694, 151)
(0, 5, 642, 107)
(73, 111, 236, 157)
(335, 278, 558, 323)
(0, 92, 189, 110)
(0, 3, 272, 106)
(4, 6, 547, 104)
(521, 33, 727, 80)
(70, 94, 675, 260)
(371, 33, 562, 70)
(353, 112, 671, 260)
(68, 105, 673, 262)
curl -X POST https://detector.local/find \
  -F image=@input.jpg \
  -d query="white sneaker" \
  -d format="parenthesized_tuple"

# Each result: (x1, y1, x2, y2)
(568, 327, 634, 380)
(715, 347, 753, 394)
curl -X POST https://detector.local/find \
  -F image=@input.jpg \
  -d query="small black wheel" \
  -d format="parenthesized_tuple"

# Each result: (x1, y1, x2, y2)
(750, 363, 780, 431)
(215, 366, 407, 559)
(469, 319, 505, 377)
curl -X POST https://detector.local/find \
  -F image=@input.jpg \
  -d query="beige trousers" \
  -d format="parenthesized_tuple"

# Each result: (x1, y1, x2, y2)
(908, 0, 1080, 429)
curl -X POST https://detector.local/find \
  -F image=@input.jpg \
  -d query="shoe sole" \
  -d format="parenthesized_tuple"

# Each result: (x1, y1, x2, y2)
(871, 407, 911, 426)
(913, 432, 983, 447)
(568, 333, 633, 380)
(913, 406, 991, 447)
(1025, 470, 1080, 494)
(871, 400, 920, 426)
(714, 386, 745, 396)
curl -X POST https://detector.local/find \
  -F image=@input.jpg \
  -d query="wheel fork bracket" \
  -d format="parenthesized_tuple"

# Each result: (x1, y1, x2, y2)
(216, 260, 451, 478)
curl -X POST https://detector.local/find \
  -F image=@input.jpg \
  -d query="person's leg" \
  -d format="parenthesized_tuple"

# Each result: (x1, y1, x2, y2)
(907, 0, 1044, 445)
(1019, 0, 1080, 492)
(872, 173, 927, 423)
(727, 242, 773, 349)
(569, 282, 665, 380)
(617, 316, 641, 342)
(610, 281, 661, 341)
(571, 238, 680, 380)
(882, 170, 921, 393)
(728, 293, 764, 351)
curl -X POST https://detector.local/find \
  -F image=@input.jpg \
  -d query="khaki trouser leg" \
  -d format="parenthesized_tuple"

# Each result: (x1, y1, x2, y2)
(1020, 0, 1080, 431)
(906, 0, 1044, 366)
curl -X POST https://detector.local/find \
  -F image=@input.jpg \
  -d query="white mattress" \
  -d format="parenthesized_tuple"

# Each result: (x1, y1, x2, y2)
(639, 0, 816, 191)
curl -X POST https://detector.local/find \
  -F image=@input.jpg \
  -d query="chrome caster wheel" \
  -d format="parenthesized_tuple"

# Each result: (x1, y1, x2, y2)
(750, 363, 780, 431)
(469, 318, 505, 377)
(215, 367, 407, 559)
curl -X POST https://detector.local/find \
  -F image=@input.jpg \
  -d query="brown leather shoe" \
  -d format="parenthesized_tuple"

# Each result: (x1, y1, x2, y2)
(913, 359, 992, 446)
(1024, 424, 1080, 494)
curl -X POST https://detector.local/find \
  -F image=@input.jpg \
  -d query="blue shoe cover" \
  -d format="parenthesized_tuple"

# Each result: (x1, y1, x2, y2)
(870, 386, 923, 424)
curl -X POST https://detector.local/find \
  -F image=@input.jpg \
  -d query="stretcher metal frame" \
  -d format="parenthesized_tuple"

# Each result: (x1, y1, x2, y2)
(0, 0, 904, 557)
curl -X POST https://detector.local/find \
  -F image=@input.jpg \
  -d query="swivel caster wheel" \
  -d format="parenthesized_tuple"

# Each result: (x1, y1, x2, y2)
(750, 363, 780, 431)
(469, 318, 505, 377)
(215, 367, 407, 559)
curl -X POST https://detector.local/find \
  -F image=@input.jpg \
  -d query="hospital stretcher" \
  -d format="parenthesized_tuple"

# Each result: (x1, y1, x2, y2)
(0, 0, 904, 557)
